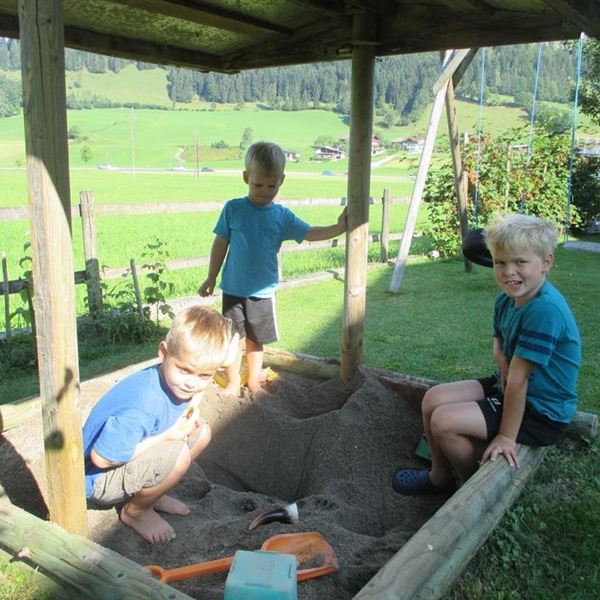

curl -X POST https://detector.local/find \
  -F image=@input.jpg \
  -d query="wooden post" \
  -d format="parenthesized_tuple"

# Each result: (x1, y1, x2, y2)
(380, 189, 390, 263)
(130, 259, 145, 319)
(389, 50, 455, 293)
(79, 190, 103, 316)
(341, 13, 376, 381)
(444, 61, 472, 273)
(18, 0, 87, 534)
(1, 252, 11, 343)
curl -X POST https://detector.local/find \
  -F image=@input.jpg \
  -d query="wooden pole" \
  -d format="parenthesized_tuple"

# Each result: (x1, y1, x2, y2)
(341, 13, 376, 381)
(444, 59, 472, 273)
(18, 0, 87, 535)
(79, 190, 103, 317)
(380, 189, 390, 263)
(1, 251, 11, 343)
(389, 50, 455, 293)
(354, 444, 547, 599)
(130, 259, 145, 319)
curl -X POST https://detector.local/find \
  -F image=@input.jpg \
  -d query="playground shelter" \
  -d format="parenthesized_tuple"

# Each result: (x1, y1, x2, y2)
(0, 1, 598, 598)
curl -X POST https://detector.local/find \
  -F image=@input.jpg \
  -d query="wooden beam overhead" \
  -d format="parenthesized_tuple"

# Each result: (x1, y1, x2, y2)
(108, 0, 293, 37)
(542, 0, 600, 37)
(438, 0, 496, 15)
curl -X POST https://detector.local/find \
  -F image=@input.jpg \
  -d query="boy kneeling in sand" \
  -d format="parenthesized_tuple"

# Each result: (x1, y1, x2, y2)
(83, 306, 237, 543)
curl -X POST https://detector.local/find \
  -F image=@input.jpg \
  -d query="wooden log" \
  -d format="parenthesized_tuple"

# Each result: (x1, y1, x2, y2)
(389, 50, 455, 293)
(18, 0, 87, 535)
(380, 189, 390, 263)
(0, 488, 194, 600)
(354, 445, 547, 599)
(341, 13, 376, 381)
(262, 347, 340, 380)
(2, 251, 11, 342)
(79, 190, 103, 316)
(444, 56, 472, 273)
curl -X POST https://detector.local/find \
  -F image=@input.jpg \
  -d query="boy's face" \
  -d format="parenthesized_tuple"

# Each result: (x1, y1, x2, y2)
(158, 342, 219, 402)
(491, 245, 553, 307)
(244, 169, 285, 206)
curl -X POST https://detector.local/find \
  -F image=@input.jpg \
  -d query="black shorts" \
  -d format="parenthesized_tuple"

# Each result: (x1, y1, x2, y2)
(476, 376, 568, 446)
(222, 294, 279, 345)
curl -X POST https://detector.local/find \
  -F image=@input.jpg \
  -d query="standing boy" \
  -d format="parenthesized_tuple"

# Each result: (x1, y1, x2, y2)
(198, 141, 347, 395)
(83, 305, 237, 542)
(393, 213, 581, 494)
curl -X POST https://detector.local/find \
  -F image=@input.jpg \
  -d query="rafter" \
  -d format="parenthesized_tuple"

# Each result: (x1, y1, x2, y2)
(108, 0, 293, 37)
(542, 0, 600, 37)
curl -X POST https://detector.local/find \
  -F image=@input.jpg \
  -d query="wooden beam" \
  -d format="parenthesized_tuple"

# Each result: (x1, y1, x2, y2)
(0, 488, 195, 600)
(389, 50, 454, 293)
(18, 0, 87, 536)
(355, 445, 547, 598)
(108, 0, 293, 37)
(341, 13, 377, 381)
(444, 54, 472, 273)
(542, 0, 600, 37)
(433, 48, 472, 94)
(452, 47, 478, 87)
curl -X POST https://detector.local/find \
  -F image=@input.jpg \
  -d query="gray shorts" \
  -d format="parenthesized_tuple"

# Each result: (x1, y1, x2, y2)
(90, 440, 186, 506)
(222, 293, 279, 344)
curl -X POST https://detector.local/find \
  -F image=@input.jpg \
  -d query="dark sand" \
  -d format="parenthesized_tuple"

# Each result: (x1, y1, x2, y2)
(1, 362, 450, 599)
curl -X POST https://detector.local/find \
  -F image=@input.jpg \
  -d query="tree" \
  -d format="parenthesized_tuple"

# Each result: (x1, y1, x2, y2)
(240, 127, 253, 150)
(580, 38, 600, 126)
(80, 145, 93, 164)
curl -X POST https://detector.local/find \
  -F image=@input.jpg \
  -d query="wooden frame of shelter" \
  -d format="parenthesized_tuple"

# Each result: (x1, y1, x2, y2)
(0, 0, 598, 597)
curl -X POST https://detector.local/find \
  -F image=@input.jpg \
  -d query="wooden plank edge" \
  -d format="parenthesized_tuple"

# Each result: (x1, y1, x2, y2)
(0, 487, 194, 600)
(353, 445, 547, 599)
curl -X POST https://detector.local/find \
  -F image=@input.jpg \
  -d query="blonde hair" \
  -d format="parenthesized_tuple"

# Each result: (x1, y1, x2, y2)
(245, 141, 286, 176)
(165, 305, 232, 365)
(484, 213, 558, 260)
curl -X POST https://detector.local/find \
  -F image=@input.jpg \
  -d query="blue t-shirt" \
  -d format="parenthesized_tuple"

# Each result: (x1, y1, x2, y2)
(214, 196, 311, 298)
(82, 365, 187, 497)
(493, 280, 581, 423)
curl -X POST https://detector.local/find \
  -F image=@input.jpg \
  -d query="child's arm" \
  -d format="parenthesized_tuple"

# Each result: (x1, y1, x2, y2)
(493, 335, 509, 389)
(304, 208, 347, 242)
(198, 235, 229, 296)
(480, 355, 534, 468)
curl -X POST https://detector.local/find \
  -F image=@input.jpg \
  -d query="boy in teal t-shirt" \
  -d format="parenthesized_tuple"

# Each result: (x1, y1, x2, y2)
(393, 213, 581, 495)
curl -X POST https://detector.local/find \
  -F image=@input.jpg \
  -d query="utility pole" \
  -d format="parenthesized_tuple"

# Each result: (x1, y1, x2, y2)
(130, 107, 136, 179)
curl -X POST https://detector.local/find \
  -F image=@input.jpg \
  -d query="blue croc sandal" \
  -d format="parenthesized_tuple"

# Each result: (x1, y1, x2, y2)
(392, 468, 454, 496)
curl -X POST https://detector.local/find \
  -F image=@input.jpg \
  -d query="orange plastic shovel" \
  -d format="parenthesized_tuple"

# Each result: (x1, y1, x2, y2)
(146, 531, 338, 584)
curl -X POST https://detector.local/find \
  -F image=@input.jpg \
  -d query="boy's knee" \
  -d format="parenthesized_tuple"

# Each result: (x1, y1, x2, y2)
(430, 405, 456, 439)
(422, 386, 443, 417)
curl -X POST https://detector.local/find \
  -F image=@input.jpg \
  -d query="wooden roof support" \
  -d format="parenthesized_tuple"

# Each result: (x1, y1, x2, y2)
(542, 0, 600, 38)
(18, 0, 87, 535)
(340, 13, 376, 381)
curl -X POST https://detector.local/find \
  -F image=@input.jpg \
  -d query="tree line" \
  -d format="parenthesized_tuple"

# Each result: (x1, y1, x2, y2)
(0, 38, 580, 121)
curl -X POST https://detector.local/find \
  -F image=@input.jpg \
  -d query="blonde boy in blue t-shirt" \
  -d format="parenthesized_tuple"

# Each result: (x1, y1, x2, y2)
(394, 214, 581, 495)
(199, 141, 347, 395)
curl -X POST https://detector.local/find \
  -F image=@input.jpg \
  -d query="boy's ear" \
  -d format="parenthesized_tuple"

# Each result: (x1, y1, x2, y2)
(158, 340, 168, 361)
(243, 170, 249, 184)
(222, 332, 240, 367)
(543, 253, 554, 272)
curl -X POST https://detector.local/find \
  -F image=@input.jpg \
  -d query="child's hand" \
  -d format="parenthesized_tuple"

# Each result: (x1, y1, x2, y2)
(198, 278, 215, 297)
(480, 433, 519, 468)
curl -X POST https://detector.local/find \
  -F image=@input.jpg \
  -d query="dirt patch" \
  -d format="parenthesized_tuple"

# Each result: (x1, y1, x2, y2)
(1, 363, 448, 599)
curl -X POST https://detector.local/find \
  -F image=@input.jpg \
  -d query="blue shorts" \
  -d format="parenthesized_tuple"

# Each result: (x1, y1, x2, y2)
(476, 376, 567, 446)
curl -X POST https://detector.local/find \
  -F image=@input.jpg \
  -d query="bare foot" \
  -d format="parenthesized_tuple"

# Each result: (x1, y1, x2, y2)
(120, 504, 176, 543)
(154, 494, 191, 516)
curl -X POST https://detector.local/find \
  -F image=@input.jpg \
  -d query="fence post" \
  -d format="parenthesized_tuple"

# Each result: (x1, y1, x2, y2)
(1, 252, 11, 343)
(380, 189, 390, 263)
(130, 259, 145, 319)
(79, 190, 103, 316)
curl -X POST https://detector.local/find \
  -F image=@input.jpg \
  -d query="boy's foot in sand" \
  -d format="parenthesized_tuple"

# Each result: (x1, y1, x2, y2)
(120, 504, 177, 543)
(154, 494, 191, 516)
(220, 383, 241, 396)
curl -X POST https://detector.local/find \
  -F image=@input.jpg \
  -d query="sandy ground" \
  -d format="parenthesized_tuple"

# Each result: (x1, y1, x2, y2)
(1, 361, 451, 599)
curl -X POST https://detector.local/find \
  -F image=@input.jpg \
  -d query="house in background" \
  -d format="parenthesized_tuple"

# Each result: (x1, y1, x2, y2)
(338, 134, 382, 156)
(284, 149, 301, 162)
(395, 136, 425, 153)
(313, 145, 346, 160)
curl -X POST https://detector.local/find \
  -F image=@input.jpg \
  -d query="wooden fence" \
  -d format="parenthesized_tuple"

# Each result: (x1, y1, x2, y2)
(1, 189, 406, 339)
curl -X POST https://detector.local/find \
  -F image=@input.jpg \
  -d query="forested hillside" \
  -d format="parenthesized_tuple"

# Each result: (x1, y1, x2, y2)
(0, 38, 578, 121)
